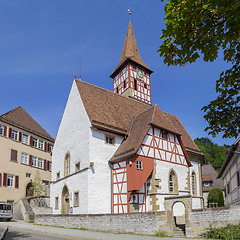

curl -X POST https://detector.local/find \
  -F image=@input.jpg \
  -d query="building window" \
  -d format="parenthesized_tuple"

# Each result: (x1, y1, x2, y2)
(33, 138, 38, 147)
(56, 172, 60, 180)
(0, 125, 4, 135)
(136, 160, 142, 170)
(11, 149, 17, 161)
(105, 135, 115, 145)
(227, 182, 231, 194)
(22, 134, 29, 144)
(204, 181, 210, 187)
(38, 158, 43, 169)
(12, 130, 18, 140)
(162, 131, 167, 140)
(38, 140, 43, 150)
(169, 170, 178, 193)
(7, 175, 14, 187)
(74, 191, 79, 207)
(49, 162, 52, 171)
(50, 144, 53, 152)
(237, 171, 240, 186)
(64, 153, 70, 176)
(55, 197, 59, 209)
(32, 156, 37, 167)
(192, 172, 196, 195)
(26, 173, 31, 178)
(21, 152, 28, 164)
(75, 162, 80, 172)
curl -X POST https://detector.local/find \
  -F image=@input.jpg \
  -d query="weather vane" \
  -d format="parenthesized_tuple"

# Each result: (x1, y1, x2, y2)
(128, 9, 131, 23)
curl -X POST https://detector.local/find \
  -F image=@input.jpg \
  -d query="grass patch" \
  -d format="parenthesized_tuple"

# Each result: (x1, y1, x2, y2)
(155, 231, 168, 237)
(202, 223, 240, 239)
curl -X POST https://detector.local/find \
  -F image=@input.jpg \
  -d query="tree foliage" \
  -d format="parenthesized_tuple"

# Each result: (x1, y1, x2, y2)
(194, 137, 230, 171)
(30, 170, 46, 198)
(158, 0, 240, 138)
(207, 188, 225, 207)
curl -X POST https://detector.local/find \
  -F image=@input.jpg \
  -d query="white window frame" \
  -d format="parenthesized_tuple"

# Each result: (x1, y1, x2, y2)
(38, 158, 43, 169)
(21, 152, 28, 165)
(7, 174, 14, 187)
(12, 130, 18, 140)
(105, 135, 115, 145)
(50, 144, 53, 152)
(0, 125, 4, 135)
(136, 160, 142, 170)
(38, 140, 43, 150)
(204, 181, 210, 187)
(22, 133, 29, 144)
(32, 156, 37, 167)
(33, 138, 38, 147)
(49, 162, 52, 171)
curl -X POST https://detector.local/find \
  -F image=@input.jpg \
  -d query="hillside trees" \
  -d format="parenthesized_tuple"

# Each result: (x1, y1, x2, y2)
(194, 137, 230, 171)
(158, 0, 240, 138)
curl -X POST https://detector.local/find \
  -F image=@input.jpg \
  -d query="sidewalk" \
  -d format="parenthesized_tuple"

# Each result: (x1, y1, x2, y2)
(0, 220, 205, 240)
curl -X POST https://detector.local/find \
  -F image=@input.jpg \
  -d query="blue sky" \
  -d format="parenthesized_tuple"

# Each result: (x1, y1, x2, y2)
(0, 0, 235, 146)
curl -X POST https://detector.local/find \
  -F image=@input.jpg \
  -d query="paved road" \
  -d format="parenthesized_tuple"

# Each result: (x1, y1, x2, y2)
(0, 220, 205, 240)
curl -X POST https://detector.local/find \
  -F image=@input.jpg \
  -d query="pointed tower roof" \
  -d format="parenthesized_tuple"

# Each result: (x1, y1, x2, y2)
(0, 106, 54, 141)
(110, 20, 152, 78)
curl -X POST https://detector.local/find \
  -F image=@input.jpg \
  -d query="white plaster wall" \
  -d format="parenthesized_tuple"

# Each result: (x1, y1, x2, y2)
(88, 129, 124, 214)
(192, 197, 201, 209)
(50, 80, 91, 213)
(173, 202, 185, 216)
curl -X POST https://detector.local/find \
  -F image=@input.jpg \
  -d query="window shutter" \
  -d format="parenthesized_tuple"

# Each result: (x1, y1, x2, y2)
(44, 159, 47, 170)
(15, 175, 19, 189)
(237, 172, 240, 186)
(47, 161, 50, 171)
(3, 173, 7, 187)
(30, 136, 33, 146)
(29, 155, 32, 166)
(8, 127, 12, 138)
(3, 126, 7, 136)
(18, 131, 22, 142)
(44, 142, 47, 151)
(11, 149, 18, 161)
(0, 173, 2, 186)
(48, 143, 50, 152)
(0, 124, 1, 133)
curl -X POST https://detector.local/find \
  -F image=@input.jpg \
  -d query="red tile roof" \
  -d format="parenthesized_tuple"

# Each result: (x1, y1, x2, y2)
(75, 80, 202, 161)
(0, 106, 54, 142)
(110, 22, 152, 78)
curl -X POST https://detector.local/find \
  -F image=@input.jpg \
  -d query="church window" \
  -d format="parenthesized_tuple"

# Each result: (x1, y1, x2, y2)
(55, 196, 59, 209)
(74, 191, 79, 207)
(136, 160, 142, 170)
(75, 162, 80, 172)
(169, 170, 178, 193)
(64, 153, 70, 176)
(56, 172, 60, 180)
(169, 174, 174, 192)
(192, 172, 196, 195)
(105, 135, 115, 145)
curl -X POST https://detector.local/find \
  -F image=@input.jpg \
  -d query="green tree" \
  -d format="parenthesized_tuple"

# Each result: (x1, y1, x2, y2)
(207, 188, 225, 207)
(158, 0, 240, 138)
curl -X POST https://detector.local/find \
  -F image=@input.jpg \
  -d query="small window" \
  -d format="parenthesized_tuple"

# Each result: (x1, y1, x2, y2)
(32, 156, 37, 167)
(50, 144, 53, 152)
(38, 140, 43, 149)
(204, 181, 210, 186)
(11, 149, 17, 161)
(75, 162, 80, 172)
(74, 191, 79, 207)
(105, 135, 115, 145)
(38, 158, 43, 169)
(136, 160, 142, 170)
(55, 197, 59, 209)
(169, 174, 174, 192)
(22, 134, 29, 144)
(162, 131, 167, 140)
(227, 182, 231, 194)
(134, 79, 137, 91)
(0, 125, 4, 135)
(49, 162, 52, 171)
(12, 130, 18, 140)
(7, 175, 14, 187)
(192, 172, 196, 195)
(124, 80, 126, 89)
(56, 172, 60, 180)
(21, 152, 28, 165)
(64, 153, 70, 176)
(116, 87, 119, 94)
(26, 173, 31, 178)
(33, 138, 38, 147)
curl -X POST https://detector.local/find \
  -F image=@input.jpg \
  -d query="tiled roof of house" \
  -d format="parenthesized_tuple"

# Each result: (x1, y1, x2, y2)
(110, 22, 152, 78)
(202, 163, 224, 191)
(75, 79, 202, 161)
(0, 106, 54, 142)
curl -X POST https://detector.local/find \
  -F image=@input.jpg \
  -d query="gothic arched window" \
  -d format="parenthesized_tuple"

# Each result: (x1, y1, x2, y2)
(169, 169, 178, 193)
(192, 172, 196, 195)
(64, 152, 70, 176)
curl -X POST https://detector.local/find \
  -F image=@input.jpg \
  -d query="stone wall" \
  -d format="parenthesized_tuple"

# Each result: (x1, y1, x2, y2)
(35, 205, 240, 237)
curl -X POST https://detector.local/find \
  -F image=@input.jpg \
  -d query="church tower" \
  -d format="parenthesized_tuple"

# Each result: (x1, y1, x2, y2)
(110, 12, 153, 104)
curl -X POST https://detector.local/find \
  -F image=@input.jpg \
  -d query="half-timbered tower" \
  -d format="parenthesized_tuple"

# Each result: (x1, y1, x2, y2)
(110, 16, 153, 104)
(50, 17, 204, 215)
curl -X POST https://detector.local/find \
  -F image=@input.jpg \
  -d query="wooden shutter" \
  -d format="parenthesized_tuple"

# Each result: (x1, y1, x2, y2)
(47, 161, 50, 171)
(48, 143, 50, 152)
(8, 127, 12, 138)
(44, 159, 47, 170)
(18, 131, 22, 142)
(11, 149, 18, 161)
(3, 126, 7, 136)
(29, 155, 32, 166)
(44, 142, 47, 151)
(30, 136, 33, 146)
(0, 173, 2, 186)
(3, 173, 7, 187)
(237, 172, 240, 186)
(15, 175, 19, 189)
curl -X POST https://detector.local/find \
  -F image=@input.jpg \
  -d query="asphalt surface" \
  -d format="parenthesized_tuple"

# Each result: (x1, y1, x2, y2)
(0, 219, 205, 240)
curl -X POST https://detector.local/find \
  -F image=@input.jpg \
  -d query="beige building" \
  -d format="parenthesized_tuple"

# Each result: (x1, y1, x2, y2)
(0, 106, 54, 203)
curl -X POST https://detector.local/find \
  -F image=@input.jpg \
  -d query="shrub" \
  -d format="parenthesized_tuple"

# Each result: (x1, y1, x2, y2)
(207, 188, 225, 207)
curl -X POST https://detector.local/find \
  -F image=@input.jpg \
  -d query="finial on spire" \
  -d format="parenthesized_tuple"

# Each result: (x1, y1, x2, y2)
(128, 9, 131, 23)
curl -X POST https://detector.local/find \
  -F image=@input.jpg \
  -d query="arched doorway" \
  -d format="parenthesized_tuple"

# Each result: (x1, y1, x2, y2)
(61, 185, 70, 214)
(26, 182, 34, 197)
(173, 201, 186, 235)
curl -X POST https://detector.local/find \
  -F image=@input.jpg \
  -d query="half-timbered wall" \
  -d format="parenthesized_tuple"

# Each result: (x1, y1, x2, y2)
(113, 64, 151, 104)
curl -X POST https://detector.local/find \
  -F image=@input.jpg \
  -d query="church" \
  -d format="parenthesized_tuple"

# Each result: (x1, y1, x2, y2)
(50, 16, 204, 215)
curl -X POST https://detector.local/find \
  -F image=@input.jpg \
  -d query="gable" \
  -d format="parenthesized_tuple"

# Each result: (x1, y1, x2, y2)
(137, 126, 190, 167)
